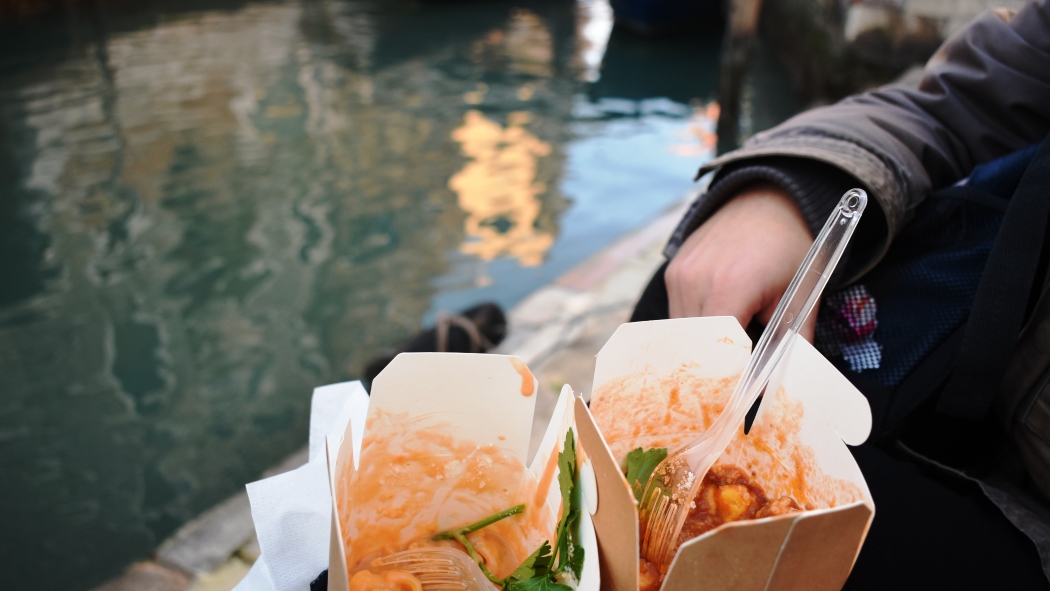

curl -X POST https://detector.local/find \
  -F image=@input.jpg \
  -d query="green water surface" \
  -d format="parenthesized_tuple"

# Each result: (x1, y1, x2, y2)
(0, 1, 800, 588)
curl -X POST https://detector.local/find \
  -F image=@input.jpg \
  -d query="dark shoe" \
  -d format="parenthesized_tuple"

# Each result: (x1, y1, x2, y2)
(362, 302, 507, 391)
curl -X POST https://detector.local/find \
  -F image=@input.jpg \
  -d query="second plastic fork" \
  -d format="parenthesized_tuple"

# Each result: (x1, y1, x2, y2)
(369, 546, 499, 591)
(637, 189, 868, 569)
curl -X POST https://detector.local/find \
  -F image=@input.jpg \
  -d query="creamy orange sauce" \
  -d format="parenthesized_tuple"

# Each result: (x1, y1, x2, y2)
(350, 570, 422, 591)
(589, 365, 862, 513)
(339, 410, 556, 580)
(534, 444, 560, 508)
(510, 357, 535, 397)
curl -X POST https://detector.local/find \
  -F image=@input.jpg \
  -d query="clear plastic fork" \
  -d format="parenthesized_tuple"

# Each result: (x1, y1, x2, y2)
(369, 547, 499, 591)
(637, 189, 868, 569)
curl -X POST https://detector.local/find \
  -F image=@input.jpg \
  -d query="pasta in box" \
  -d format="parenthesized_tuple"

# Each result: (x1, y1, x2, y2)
(325, 353, 600, 591)
(575, 317, 874, 591)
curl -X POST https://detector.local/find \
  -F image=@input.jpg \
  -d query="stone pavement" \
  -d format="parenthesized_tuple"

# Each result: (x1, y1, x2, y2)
(88, 194, 691, 591)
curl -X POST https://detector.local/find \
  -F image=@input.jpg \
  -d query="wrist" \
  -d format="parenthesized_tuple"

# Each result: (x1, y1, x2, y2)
(720, 182, 810, 239)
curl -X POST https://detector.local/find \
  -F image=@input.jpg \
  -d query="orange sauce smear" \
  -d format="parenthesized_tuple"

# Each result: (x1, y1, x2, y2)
(590, 367, 862, 510)
(338, 410, 556, 586)
(511, 357, 535, 397)
(350, 569, 423, 591)
(590, 365, 864, 591)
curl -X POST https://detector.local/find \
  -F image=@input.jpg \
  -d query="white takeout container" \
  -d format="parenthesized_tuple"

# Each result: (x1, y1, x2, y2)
(324, 353, 601, 591)
(575, 317, 875, 591)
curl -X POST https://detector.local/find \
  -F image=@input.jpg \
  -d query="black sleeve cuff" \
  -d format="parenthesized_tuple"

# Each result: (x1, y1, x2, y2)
(664, 157, 886, 285)
(667, 158, 858, 248)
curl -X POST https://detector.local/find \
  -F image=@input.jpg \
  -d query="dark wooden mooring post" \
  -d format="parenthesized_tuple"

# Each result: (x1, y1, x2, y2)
(715, 0, 764, 155)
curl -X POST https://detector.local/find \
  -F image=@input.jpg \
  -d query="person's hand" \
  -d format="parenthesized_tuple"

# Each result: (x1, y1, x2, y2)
(665, 183, 818, 341)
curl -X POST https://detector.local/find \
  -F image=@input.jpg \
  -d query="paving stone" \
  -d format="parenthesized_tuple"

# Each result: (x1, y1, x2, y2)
(90, 561, 190, 591)
(556, 206, 682, 292)
(262, 446, 308, 478)
(534, 308, 632, 399)
(157, 492, 255, 575)
(506, 285, 578, 327)
(187, 557, 252, 591)
(498, 323, 568, 368)
(237, 534, 261, 564)
(528, 379, 565, 463)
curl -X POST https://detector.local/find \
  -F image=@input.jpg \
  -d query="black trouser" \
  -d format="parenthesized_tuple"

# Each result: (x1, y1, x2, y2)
(631, 263, 1050, 590)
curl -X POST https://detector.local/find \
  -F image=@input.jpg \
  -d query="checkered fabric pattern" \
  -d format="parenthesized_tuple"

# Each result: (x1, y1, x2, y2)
(815, 284, 882, 372)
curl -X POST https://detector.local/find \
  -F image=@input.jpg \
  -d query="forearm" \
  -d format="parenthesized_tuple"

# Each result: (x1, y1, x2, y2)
(666, 158, 885, 284)
(672, 0, 1050, 280)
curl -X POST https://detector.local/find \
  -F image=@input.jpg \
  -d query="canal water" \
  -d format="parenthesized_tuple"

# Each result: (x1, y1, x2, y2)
(0, 1, 800, 588)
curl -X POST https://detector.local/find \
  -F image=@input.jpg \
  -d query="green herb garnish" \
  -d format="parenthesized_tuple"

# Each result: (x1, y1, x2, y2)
(433, 504, 526, 584)
(431, 430, 584, 591)
(506, 574, 574, 591)
(625, 447, 667, 502)
(433, 505, 526, 540)
(503, 540, 552, 587)
(508, 429, 583, 591)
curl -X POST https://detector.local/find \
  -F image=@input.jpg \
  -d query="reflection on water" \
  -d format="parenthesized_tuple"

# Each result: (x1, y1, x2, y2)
(574, 0, 614, 82)
(671, 100, 720, 157)
(505, 9, 555, 77)
(0, 1, 798, 589)
(451, 110, 554, 266)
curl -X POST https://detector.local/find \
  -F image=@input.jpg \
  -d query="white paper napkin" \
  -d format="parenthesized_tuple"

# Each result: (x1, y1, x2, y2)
(234, 381, 369, 591)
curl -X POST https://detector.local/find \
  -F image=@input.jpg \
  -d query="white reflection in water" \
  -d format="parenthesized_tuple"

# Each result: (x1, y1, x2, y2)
(575, 0, 614, 82)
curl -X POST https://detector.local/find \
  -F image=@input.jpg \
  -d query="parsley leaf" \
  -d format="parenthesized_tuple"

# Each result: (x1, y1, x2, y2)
(504, 540, 552, 585)
(566, 543, 585, 581)
(553, 429, 577, 572)
(505, 575, 574, 591)
(508, 429, 585, 589)
(625, 447, 668, 502)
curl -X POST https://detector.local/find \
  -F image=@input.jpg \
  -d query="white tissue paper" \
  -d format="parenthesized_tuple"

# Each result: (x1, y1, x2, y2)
(234, 381, 370, 591)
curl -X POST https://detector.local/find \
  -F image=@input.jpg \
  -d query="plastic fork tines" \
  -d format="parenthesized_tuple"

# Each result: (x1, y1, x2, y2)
(637, 189, 869, 569)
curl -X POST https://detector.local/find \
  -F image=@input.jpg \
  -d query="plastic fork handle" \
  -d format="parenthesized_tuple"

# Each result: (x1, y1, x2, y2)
(681, 189, 868, 478)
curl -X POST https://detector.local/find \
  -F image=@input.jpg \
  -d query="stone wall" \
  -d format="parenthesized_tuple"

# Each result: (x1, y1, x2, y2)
(760, 0, 1028, 105)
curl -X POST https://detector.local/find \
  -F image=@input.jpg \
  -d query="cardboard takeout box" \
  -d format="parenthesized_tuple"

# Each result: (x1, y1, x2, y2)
(324, 353, 601, 591)
(575, 317, 874, 591)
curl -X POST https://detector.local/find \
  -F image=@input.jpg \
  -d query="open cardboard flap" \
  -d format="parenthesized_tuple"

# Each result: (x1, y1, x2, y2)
(579, 317, 874, 591)
(326, 353, 599, 591)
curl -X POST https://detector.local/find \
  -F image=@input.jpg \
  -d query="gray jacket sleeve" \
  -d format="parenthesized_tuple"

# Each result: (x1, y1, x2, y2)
(672, 0, 1050, 280)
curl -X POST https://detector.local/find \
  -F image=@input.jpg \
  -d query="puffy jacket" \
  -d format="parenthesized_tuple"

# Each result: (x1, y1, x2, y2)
(666, 0, 1050, 577)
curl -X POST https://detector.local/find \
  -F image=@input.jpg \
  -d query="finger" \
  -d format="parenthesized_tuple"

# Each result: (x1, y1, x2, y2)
(799, 301, 818, 343)
(679, 267, 707, 318)
(666, 251, 707, 319)
(665, 259, 684, 318)
(701, 287, 764, 333)
(754, 300, 820, 343)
